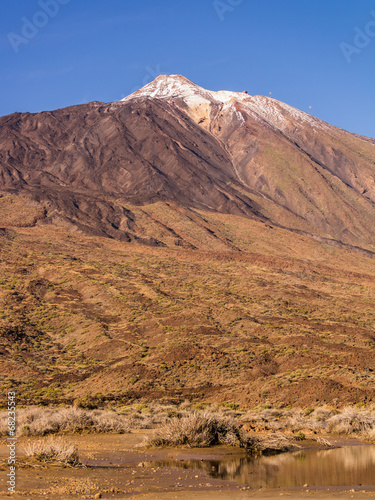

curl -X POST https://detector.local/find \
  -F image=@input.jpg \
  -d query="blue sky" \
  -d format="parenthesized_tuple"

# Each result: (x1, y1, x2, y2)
(1, 0, 374, 138)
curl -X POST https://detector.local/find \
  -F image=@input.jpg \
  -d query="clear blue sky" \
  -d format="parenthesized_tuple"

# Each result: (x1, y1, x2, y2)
(1, 0, 374, 138)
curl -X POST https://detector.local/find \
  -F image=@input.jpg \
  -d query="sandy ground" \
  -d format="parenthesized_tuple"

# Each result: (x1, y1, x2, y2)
(131, 491, 375, 500)
(0, 431, 374, 499)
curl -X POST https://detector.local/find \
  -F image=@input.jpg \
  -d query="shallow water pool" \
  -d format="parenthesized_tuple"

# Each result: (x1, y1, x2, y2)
(150, 445, 375, 488)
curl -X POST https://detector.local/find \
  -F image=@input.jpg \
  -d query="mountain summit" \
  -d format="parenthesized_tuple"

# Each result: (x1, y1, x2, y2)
(1, 75, 375, 252)
(122, 74, 322, 132)
(122, 74, 255, 106)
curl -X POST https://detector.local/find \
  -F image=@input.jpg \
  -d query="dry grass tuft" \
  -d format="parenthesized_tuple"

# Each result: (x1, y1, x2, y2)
(315, 436, 334, 447)
(326, 407, 375, 439)
(147, 411, 256, 449)
(256, 433, 297, 454)
(0, 407, 130, 437)
(23, 436, 79, 465)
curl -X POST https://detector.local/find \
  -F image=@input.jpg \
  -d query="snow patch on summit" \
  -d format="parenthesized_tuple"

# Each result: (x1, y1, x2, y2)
(121, 75, 250, 106)
(120, 74, 326, 132)
(247, 96, 323, 130)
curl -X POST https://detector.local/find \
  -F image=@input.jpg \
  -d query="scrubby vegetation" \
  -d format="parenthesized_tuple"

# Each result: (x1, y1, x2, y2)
(145, 405, 375, 449)
(146, 409, 301, 453)
(326, 407, 375, 439)
(240, 406, 375, 442)
(2, 403, 375, 444)
(23, 436, 79, 465)
(147, 411, 256, 449)
(0, 407, 131, 437)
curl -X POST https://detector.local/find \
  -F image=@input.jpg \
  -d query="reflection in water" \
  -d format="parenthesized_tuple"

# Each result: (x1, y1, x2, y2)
(150, 446, 375, 488)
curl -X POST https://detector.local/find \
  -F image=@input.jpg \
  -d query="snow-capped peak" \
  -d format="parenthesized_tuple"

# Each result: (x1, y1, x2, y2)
(120, 74, 251, 105)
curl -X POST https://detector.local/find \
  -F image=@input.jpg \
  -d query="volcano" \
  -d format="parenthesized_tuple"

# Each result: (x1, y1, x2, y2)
(1, 76, 375, 408)
(0, 74, 375, 252)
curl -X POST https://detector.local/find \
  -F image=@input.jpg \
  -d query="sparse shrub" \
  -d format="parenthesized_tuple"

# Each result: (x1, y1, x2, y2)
(260, 403, 272, 410)
(73, 396, 98, 409)
(240, 407, 325, 433)
(257, 433, 296, 454)
(147, 411, 256, 449)
(326, 407, 375, 438)
(316, 436, 333, 447)
(314, 408, 334, 422)
(294, 432, 306, 441)
(221, 402, 240, 411)
(23, 436, 79, 465)
(192, 403, 207, 411)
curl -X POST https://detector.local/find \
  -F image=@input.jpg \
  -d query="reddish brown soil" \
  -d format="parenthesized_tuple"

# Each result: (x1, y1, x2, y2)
(0, 219, 375, 408)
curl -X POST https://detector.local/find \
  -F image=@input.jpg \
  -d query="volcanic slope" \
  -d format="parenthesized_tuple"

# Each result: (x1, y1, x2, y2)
(0, 74, 375, 252)
(1, 76, 375, 406)
(1, 223, 375, 408)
